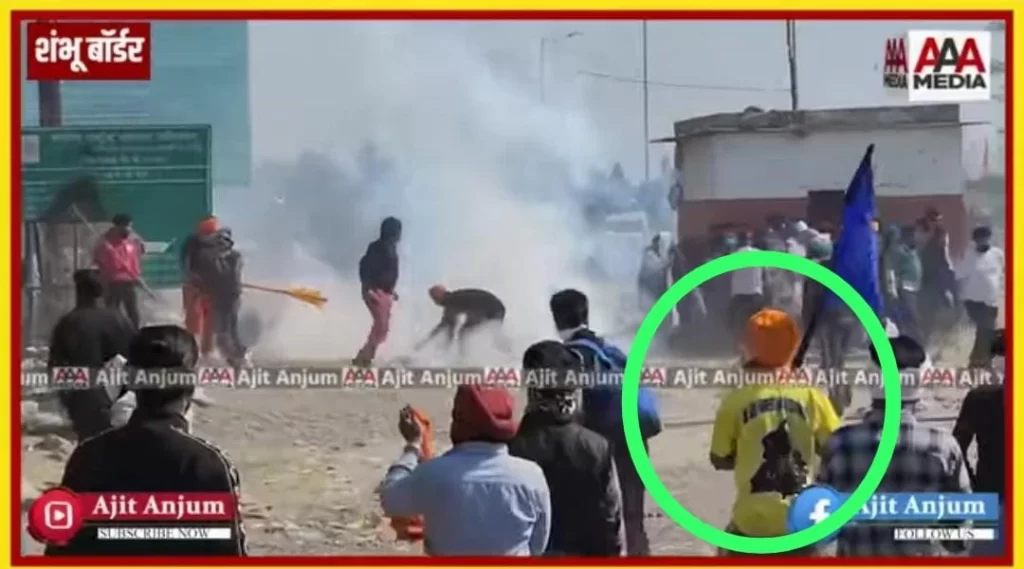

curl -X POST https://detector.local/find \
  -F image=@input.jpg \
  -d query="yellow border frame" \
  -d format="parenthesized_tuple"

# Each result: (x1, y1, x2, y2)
(1, 6, 1018, 569)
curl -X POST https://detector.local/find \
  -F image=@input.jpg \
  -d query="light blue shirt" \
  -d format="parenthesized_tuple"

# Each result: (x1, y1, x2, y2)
(380, 441, 551, 556)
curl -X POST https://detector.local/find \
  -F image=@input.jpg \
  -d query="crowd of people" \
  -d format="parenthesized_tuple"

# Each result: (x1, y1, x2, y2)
(49, 213, 248, 442)
(375, 305, 1005, 557)
(637, 209, 1004, 416)
(29, 206, 1006, 557)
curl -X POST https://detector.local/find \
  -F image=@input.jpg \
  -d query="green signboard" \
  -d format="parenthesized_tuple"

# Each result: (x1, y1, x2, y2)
(21, 22, 251, 186)
(21, 125, 212, 288)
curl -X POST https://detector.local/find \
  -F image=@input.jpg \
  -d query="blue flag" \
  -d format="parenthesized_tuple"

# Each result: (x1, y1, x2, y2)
(827, 144, 882, 314)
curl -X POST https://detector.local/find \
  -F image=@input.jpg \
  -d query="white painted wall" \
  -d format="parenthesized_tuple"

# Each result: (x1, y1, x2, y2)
(678, 137, 715, 201)
(680, 126, 964, 200)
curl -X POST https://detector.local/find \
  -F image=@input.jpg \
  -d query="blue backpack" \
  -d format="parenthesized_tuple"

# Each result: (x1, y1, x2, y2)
(566, 337, 662, 439)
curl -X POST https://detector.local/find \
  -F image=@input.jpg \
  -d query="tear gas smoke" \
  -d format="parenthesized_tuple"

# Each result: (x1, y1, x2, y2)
(215, 22, 639, 365)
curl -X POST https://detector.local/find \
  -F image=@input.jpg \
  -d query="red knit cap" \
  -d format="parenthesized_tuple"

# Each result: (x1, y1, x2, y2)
(450, 386, 517, 444)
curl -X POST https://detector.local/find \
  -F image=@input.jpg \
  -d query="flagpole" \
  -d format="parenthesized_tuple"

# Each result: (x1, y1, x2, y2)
(793, 144, 877, 367)
(642, 20, 650, 183)
(785, 20, 799, 112)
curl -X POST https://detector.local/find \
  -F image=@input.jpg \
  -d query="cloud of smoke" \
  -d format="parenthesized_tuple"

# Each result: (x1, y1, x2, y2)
(216, 22, 636, 365)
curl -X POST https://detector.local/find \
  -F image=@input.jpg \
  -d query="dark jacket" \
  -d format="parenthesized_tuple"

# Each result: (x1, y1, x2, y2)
(49, 305, 136, 369)
(179, 234, 199, 279)
(191, 230, 243, 300)
(669, 250, 707, 323)
(508, 412, 622, 556)
(953, 385, 1005, 498)
(801, 259, 828, 327)
(44, 410, 247, 557)
(921, 230, 954, 295)
(48, 304, 136, 440)
(440, 289, 506, 321)
(358, 239, 399, 295)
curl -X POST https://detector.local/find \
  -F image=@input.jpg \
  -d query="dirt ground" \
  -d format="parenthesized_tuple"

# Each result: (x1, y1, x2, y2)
(22, 361, 969, 556)
(21, 286, 983, 556)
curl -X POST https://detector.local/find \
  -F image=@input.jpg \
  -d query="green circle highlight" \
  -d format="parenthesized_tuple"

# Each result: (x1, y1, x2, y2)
(621, 249, 900, 554)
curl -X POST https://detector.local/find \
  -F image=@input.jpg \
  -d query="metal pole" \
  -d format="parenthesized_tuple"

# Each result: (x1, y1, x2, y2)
(786, 20, 799, 112)
(29, 76, 62, 346)
(539, 38, 546, 103)
(642, 21, 650, 183)
(38, 81, 62, 128)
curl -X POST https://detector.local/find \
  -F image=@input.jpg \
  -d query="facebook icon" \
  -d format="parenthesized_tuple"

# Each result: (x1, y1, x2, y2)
(787, 485, 843, 541)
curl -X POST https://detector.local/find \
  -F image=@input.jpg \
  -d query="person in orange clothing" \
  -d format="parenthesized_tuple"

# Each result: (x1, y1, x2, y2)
(180, 216, 218, 358)
(93, 213, 145, 329)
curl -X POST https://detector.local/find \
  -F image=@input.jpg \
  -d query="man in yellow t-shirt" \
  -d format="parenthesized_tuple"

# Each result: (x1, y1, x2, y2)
(709, 308, 841, 555)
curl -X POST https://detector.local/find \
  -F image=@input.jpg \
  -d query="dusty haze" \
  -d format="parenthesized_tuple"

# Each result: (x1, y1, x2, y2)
(215, 22, 638, 365)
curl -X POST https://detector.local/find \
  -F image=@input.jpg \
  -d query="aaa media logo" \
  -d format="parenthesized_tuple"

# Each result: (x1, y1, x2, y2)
(27, 488, 84, 546)
(484, 367, 520, 386)
(26, 21, 151, 81)
(343, 367, 378, 387)
(198, 366, 235, 387)
(885, 30, 991, 102)
(52, 367, 90, 388)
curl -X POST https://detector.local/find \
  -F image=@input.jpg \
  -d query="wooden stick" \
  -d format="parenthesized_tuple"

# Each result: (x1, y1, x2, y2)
(68, 204, 161, 301)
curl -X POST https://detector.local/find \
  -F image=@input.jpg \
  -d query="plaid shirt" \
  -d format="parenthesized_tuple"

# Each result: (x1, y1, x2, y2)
(817, 409, 972, 557)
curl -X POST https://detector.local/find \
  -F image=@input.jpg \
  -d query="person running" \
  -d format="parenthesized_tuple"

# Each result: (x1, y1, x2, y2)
(414, 286, 507, 355)
(728, 232, 766, 343)
(953, 329, 1006, 556)
(48, 269, 136, 441)
(818, 334, 972, 557)
(776, 221, 807, 320)
(550, 288, 660, 556)
(710, 308, 839, 556)
(92, 213, 145, 328)
(509, 340, 623, 556)
(801, 239, 858, 417)
(379, 386, 551, 555)
(879, 225, 901, 327)
(955, 225, 1004, 367)
(670, 243, 707, 327)
(355, 217, 402, 366)
(917, 211, 956, 344)
(45, 325, 247, 556)
(886, 225, 924, 345)
(638, 232, 672, 313)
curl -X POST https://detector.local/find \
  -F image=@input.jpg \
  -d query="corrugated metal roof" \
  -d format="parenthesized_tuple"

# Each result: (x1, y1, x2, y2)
(662, 104, 971, 142)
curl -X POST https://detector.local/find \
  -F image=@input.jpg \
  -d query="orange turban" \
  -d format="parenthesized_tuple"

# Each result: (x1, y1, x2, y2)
(197, 216, 219, 235)
(743, 308, 801, 369)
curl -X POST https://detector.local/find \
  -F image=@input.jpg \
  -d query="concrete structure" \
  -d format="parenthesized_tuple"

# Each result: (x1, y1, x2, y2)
(966, 174, 1007, 246)
(660, 104, 975, 256)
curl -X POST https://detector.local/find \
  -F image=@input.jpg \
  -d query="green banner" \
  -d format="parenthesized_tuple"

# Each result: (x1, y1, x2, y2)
(21, 125, 212, 288)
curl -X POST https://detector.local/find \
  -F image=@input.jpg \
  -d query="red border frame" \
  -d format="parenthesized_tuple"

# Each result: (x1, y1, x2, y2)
(10, 9, 1014, 566)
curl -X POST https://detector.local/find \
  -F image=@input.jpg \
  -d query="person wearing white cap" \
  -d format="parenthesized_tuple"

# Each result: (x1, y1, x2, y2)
(638, 232, 673, 315)
(955, 225, 1004, 367)
(764, 220, 807, 322)
(817, 335, 972, 557)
